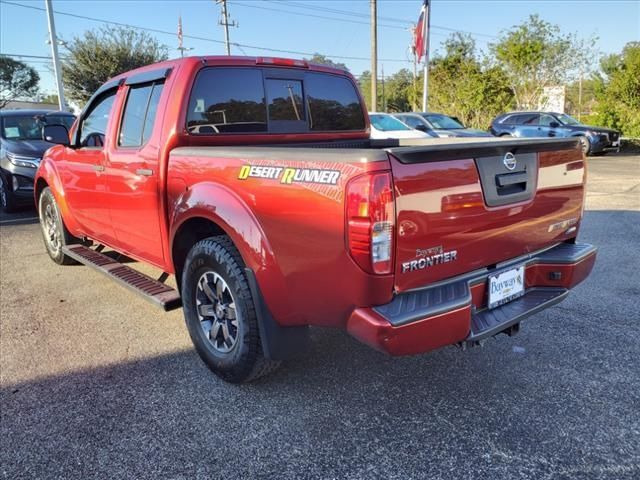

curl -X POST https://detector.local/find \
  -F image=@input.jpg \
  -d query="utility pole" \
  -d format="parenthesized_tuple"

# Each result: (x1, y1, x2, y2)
(578, 69, 583, 121)
(44, 0, 66, 111)
(381, 64, 385, 112)
(370, 0, 377, 112)
(217, 0, 237, 56)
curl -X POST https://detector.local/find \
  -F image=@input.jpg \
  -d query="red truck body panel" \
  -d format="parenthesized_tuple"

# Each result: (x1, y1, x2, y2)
(390, 148, 585, 292)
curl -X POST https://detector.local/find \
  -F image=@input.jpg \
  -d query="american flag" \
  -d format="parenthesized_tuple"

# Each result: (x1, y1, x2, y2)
(414, 0, 429, 62)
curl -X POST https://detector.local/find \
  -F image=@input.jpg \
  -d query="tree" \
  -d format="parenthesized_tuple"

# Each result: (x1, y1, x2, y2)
(591, 42, 640, 136)
(427, 33, 513, 129)
(384, 69, 416, 112)
(39, 93, 59, 105)
(0, 56, 40, 108)
(62, 27, 168, 105)
(357, 71, 373, 111)
(303, 53, 348, 71)
(490, 15, 593, 110)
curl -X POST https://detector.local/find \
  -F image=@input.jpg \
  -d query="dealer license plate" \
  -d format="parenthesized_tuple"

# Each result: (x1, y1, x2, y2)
(488, 265, 525, 309)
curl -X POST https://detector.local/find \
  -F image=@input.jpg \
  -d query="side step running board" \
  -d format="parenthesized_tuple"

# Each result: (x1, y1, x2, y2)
(62, 244, 182, 311)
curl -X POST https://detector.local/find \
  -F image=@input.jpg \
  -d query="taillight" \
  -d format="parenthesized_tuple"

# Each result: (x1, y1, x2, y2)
(346, 172, 395, 274)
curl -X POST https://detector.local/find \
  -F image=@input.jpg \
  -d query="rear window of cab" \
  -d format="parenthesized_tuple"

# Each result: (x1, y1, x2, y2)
(186, 67, 365, 134)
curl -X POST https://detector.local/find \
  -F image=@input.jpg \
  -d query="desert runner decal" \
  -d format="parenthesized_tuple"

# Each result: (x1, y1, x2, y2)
(238, 165, 340, 185)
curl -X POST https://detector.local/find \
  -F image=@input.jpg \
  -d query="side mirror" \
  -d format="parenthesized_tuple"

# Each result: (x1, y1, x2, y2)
(549, 121, 560, 128)
(415, 124, 429, 132)
(42, 124, 70, 146)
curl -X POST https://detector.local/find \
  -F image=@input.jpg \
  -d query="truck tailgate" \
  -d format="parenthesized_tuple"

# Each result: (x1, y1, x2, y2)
(387, 138, 585, 292)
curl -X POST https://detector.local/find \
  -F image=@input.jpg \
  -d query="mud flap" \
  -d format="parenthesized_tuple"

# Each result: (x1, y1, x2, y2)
(244, 268, 310, 361)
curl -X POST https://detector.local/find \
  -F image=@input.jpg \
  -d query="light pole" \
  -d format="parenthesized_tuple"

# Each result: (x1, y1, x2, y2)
(44, 0, 66, 111)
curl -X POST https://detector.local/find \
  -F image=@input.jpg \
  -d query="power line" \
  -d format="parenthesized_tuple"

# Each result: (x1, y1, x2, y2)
(266, 0, 412, 25)
(0, 0, 412, 63)
(233, 1, 410, 31)
(264, 0, 497, 39)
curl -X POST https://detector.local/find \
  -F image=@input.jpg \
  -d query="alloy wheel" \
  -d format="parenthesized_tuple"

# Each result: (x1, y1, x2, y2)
(195, 271, 239, 353)
(42, 202, 61, 255)
(0, 177, 7, 208)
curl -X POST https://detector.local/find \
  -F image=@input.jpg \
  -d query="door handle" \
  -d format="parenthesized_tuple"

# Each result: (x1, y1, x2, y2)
(136, 168, 154, 176)
(93, 164, 105, 172)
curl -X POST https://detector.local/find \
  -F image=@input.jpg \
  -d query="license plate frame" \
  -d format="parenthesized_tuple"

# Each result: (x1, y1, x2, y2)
(488, 265, 525, 309)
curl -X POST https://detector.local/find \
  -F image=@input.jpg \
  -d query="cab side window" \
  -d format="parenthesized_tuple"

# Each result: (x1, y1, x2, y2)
(538, 114, 556, 126)
(119, 82, 164, 147)
(402, 116, 421, 128)
(79, 91, 117, 147)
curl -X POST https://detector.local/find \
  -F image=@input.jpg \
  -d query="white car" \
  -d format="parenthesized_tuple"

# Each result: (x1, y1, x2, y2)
(368, 112, 432, 140)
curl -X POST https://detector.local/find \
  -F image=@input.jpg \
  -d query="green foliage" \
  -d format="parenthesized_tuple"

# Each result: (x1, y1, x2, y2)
(428, 34, 513, 129)
(0, 56, 40, 108)
(62, 26, 168, 106)
(40, 93, 60, 105)
(357, 34, 513, 128)
(384, 69, 417, 112)
(490, 15, 591, 109)
(357, 71, 373, 111)
(304, 53, 349, 71)
(590, 42, 640, 136)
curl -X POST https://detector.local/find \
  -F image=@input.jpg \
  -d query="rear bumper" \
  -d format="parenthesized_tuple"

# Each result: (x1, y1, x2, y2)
(347, 242, 597, 356)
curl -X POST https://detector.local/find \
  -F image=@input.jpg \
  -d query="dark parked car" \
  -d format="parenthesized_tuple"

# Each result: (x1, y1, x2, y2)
(0, 110, 75, 212)
(393, 112, 492, 138)
(489, 111, 621, 156)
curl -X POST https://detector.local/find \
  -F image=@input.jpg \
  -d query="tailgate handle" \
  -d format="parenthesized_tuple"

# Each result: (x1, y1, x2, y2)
(136, 168, 154, 176)
(496, 172, 528, 187)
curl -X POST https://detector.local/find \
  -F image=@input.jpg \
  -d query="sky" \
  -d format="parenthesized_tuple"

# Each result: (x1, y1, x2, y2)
(1, 0, 639, 94)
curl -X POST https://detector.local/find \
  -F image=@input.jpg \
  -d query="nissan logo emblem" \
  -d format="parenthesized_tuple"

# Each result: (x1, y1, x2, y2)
(503, 152, 517, 170)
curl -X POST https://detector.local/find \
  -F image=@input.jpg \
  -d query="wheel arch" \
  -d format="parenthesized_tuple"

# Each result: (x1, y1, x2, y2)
(171, 216, 227, 291)
(168, 182, 288, 318)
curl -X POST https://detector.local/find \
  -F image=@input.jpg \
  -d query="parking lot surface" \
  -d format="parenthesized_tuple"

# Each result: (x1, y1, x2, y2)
(1, 154, 639, 479)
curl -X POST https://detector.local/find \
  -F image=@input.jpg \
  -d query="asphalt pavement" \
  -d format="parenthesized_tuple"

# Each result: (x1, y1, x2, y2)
(1, 153, 639, 479)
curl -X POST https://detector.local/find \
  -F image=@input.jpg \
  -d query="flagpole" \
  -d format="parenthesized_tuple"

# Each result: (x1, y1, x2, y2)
(421, 1, 431, 112)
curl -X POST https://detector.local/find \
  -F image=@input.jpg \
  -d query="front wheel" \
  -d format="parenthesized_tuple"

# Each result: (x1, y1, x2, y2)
(181, 236, 280, 383)
(578, 136, 591, 156)
(0, 174, 18, 213)
(38, 187, 78, 265)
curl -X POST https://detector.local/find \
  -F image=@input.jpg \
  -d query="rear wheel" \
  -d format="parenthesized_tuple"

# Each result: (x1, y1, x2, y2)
(0, 174, 18, 213)
(181, 236, 280, 383)
(38, 187, 78, 265)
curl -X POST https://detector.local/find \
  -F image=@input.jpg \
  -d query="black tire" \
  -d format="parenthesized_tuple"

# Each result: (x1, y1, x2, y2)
(38, 187, 79, 265)
(181, 236, 280, 383)
(0, 174, 18, 213)
(578, 136, 591, 156)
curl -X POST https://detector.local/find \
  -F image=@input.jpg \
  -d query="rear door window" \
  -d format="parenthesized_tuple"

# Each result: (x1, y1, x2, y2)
(119, 82, 164, 147)
(187, 68, 267, 134)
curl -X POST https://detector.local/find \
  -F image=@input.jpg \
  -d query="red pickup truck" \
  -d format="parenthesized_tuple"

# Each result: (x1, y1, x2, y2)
(36, 56, 596, 383)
